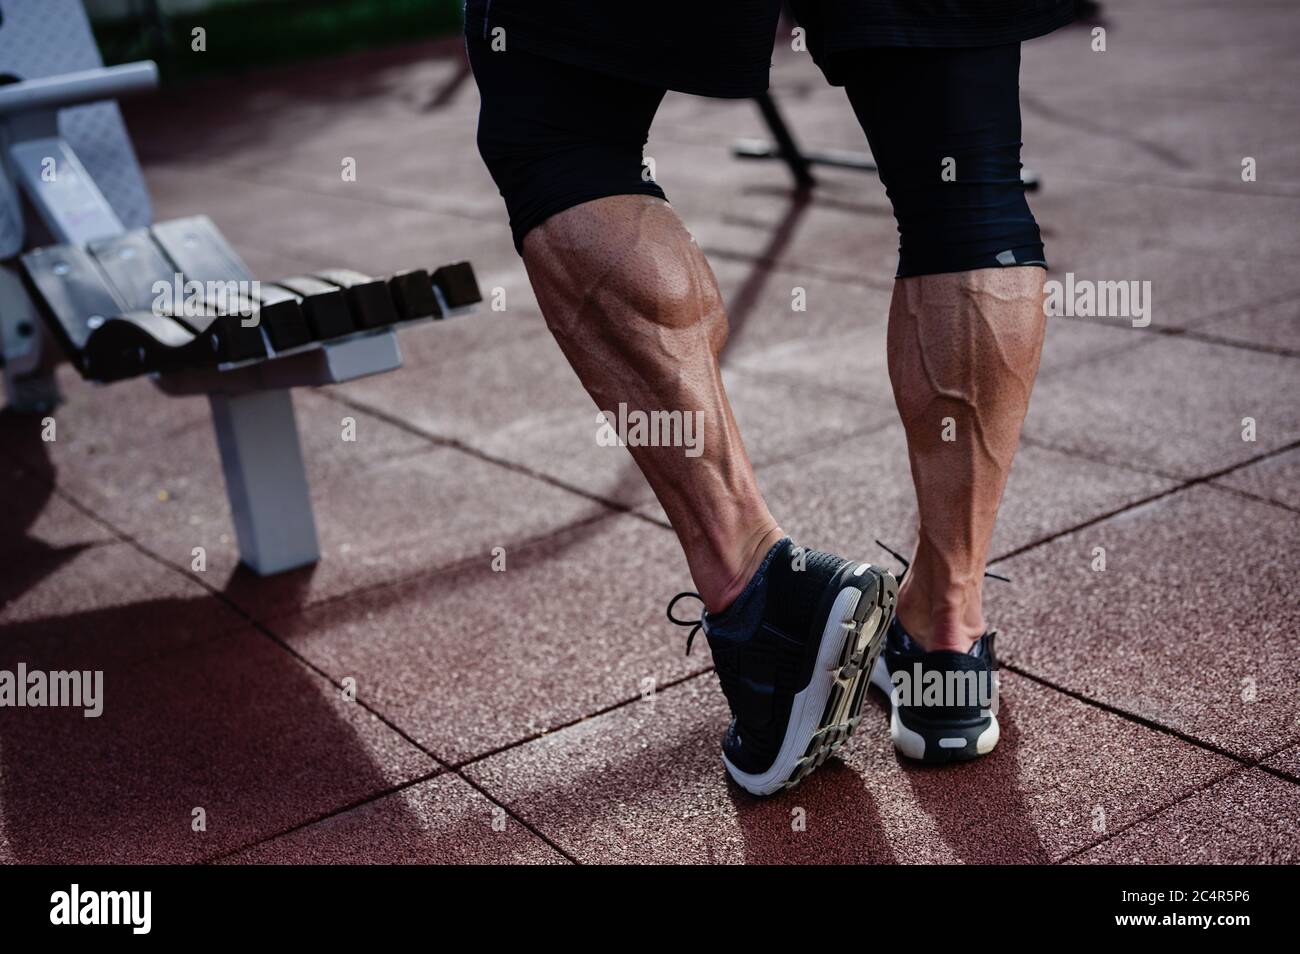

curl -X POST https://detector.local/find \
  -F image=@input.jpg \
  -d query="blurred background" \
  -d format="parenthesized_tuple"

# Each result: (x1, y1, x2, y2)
(87, 0, 464, 77)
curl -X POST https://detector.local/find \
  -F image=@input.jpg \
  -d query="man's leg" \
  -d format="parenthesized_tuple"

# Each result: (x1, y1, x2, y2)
(467, 37, 779, 612)
(526, 200, 894, 790)
(888, 267, 1045, 651)
(843, 43, 1048, 653)
(523, 196, 782, 613)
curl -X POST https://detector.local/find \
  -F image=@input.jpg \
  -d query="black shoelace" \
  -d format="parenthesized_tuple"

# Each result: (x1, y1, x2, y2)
(666, 591, 707, 656)
(874, 540, 1011, 583)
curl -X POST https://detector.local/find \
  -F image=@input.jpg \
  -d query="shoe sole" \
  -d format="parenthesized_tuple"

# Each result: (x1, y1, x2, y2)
(869, 656, 1000, 763)
(723, 563, 897, 796)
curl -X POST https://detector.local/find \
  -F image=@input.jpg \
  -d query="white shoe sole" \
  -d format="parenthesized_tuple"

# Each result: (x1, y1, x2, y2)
(723, 565, 897, 796)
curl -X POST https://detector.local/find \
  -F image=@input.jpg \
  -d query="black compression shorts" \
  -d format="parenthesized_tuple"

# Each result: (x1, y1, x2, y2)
(469, 35, 1046, 277)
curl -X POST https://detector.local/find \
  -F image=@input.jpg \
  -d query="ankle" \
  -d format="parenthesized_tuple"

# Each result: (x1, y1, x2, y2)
(896, 578, 985, 653)
(700, 524, 785, 613)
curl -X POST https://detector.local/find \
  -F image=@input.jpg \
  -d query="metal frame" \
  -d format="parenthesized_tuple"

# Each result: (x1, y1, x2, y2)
(0, 62, 157, 410)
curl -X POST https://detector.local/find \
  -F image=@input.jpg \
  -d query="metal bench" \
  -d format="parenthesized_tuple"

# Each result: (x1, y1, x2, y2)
(0, 0, 480, 575)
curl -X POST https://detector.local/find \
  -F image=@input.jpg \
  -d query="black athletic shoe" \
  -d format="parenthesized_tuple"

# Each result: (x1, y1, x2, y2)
(668, 540, 897, 796)
(869, 616, 1000, 763)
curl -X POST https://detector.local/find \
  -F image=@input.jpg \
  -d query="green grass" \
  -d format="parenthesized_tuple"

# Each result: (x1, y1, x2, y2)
(92, 0, 464, 81)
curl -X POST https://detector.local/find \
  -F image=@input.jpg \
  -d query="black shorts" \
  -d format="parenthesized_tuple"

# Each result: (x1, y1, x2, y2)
(464, 0, 1075, 98)
(470, 35, 1046, 277)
